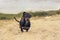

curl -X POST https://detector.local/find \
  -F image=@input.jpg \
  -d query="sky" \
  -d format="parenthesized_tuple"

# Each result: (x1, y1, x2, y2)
(0, 0, 60, 14)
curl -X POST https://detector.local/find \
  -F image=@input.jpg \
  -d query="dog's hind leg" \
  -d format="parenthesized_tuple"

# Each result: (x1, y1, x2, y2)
(20, 27, 24, 32)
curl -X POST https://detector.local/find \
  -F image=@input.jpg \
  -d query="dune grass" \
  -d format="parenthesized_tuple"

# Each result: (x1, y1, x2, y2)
(0, 10, 60, 20)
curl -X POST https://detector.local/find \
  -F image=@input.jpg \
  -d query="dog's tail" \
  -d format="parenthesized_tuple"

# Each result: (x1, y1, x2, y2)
(14, 17, 19, 22)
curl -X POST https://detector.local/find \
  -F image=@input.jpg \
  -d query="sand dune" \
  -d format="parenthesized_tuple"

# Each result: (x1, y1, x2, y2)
(0, 15, 60, 40)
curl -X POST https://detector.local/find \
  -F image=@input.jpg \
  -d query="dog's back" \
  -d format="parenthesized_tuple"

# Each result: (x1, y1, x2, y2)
(20, 18, 25, 27)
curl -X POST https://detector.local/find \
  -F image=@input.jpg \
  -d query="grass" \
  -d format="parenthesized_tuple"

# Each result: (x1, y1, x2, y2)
(0, 9, 60, 20)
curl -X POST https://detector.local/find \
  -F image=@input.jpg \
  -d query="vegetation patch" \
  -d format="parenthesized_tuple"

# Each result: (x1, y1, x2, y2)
(0, 10, 60, 20)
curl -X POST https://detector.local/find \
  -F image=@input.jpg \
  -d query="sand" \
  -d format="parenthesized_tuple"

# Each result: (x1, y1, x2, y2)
(0, 15, 60, 40)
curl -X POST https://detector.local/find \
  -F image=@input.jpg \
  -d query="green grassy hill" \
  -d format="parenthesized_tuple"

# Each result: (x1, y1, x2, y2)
(0, 10, 60, 20)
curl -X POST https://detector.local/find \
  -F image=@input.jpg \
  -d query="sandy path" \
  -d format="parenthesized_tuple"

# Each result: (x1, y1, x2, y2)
(0, 15, 60, 40)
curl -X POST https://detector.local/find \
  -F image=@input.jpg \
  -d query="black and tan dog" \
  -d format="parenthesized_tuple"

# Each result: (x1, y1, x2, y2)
(14, 17, 31, 32)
